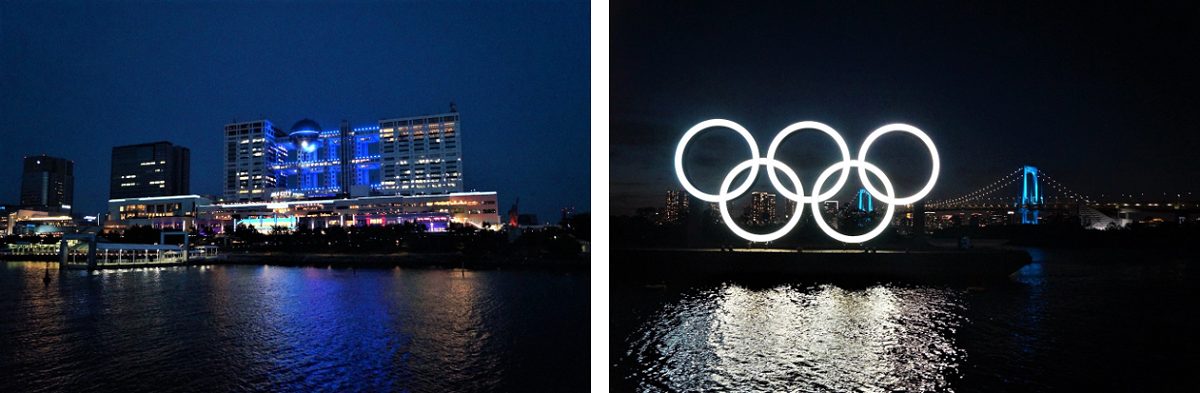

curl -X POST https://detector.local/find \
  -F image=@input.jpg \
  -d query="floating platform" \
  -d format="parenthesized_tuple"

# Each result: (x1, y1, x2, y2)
(59, 256, 221, 270)
(613, 247, 1031, 284)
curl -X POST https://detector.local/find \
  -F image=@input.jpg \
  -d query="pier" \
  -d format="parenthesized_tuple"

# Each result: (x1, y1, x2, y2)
(54, 232, 219, 270)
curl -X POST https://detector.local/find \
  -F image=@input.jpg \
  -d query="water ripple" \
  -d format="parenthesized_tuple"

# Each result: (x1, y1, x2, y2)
(0, 263, 589, 392)
(623, 283, 968, 392)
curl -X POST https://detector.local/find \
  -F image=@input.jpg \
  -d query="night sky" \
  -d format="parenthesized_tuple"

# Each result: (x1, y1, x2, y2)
(612, 2, 1200, 215)
(0, 1, 589, 222)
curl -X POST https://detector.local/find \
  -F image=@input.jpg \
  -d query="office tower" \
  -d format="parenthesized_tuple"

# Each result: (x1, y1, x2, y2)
(223, 120, 285, 202)
(379, 111, 463, 195)
(663, 189, 690, 224)
(110, 141, 190, 199)
(745, 191, 777, 226)
(19, 155, 74, 213)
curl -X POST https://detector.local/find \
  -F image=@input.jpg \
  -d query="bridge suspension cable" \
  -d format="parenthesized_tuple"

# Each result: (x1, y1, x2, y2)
(1038, 170, 1092, 203)
(927, 167, 1022, 208)
(927, 166, 1093, 208)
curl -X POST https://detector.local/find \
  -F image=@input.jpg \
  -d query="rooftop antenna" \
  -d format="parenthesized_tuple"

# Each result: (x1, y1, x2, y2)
(450, 101, 457, 113)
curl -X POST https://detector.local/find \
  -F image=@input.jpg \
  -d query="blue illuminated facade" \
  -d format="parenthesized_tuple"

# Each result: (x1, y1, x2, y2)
(272, 119, 384, 199)
(224, 108, 463, 202)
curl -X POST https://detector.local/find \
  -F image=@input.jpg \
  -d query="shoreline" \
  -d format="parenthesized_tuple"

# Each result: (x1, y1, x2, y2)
(612, 247, 1031, 285)
(215, 252, 588, 270)
(2, 252, 589, 272)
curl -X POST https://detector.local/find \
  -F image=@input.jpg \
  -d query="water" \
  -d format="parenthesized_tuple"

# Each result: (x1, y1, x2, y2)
(612, 248, 1197, 392)
(0, 263, 589, 392)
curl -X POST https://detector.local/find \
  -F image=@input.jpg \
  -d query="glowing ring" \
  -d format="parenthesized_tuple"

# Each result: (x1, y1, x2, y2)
(765, 121, 852, 203)
(857, 123, 939, 205)
(674, 119, 938, 243)
(674, 119, 760, 202)
(810, 160, 896, 243)
(718, 158, 805, 243)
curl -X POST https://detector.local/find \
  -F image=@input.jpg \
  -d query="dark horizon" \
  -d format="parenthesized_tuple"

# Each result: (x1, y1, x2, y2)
(0, 1, 590, 222)
(611, 2, 1200, 216)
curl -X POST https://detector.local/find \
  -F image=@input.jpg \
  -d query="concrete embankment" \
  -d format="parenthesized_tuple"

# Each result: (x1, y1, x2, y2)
(613, 248, 1031, 284)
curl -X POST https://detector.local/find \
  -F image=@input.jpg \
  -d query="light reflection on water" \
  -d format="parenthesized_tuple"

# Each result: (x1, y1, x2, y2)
(618, 248, 1197, 391)
(0, 262, 588, 392)
(624, 283, 967, 392)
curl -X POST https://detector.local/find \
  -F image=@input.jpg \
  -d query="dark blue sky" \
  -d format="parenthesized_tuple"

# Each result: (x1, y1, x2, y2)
(611, 2, 1200, 214)
(1, 0, 589, 221)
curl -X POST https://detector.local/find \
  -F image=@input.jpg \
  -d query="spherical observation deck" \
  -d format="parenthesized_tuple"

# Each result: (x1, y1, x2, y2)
(289, 119, 322, 152)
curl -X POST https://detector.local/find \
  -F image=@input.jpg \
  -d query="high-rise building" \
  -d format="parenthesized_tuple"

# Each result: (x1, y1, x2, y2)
(222, 106, 464, 202)
(379, 112, 463, 195)
(223, 120, 286, 202)
(110, 141, 191, 199)
(270, 118, 371, 199)
(19, 155, 74, 213)
(0, 204, 13, 235)
(744, 192, 777, 226)
(783, 199, 797, 221)
(663, 190, 690, 224)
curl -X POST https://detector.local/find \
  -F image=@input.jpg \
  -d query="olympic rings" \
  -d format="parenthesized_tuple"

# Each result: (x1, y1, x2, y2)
(810, 160, 896, 243)
(857, 123, 939, 205)
(674, 119, 939, 243)
(766, 121, 852, 203)
(718, 158, 805, 243)
(674, 119, 759, 202)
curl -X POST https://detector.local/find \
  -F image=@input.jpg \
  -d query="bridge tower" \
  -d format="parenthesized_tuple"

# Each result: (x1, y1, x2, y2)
(856, 188, 873, 212)
(1019, 165, 1042, 224)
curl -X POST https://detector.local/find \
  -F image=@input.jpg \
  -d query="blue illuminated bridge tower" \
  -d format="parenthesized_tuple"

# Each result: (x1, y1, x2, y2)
(856, 188, 873, 212)
(1019, 165, 1042, 224)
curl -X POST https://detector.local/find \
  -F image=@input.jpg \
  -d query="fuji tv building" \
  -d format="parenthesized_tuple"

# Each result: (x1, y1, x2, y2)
(108, 107, 501, 233)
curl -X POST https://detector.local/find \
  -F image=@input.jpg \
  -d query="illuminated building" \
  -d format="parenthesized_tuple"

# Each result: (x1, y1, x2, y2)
(199, 191, 500, 233)
(0, 205, 12, 235)
(3, 209, 74, 235)
(223, 106, 463, 202)
(224, 120, 286, 202)
(662, 190, 689, 224)
(106, 195, 212, 232)
(270, 118, 374, 199)
(745, 192, 777, 226)
(110, 141, 190, 199)
(378, 112, 463, 195)
(20, 155, 74, 214)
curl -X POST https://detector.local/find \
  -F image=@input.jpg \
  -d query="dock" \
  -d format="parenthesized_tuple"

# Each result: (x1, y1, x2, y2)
(53, 232, 219, 270)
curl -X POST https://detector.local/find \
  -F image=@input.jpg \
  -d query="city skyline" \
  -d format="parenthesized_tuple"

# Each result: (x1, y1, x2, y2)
(611, 2, 1200, 216)
(0, 1, 590, 222)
